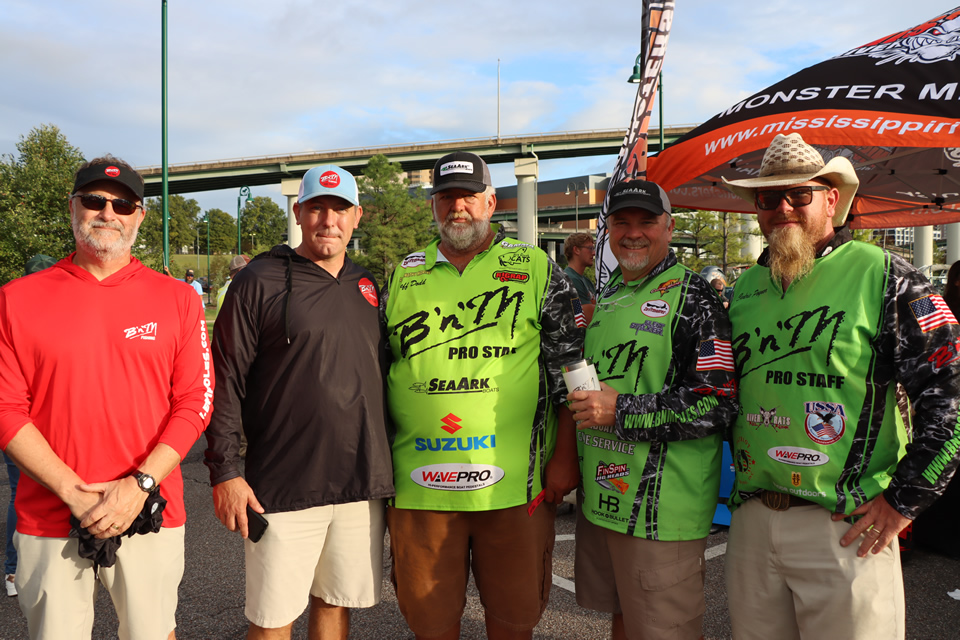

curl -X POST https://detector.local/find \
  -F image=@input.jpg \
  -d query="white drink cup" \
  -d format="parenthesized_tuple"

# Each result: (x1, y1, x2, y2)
(562, 359, 601, 395)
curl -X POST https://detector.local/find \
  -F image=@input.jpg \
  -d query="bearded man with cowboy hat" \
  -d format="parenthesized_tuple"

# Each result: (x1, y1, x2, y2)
(722, 133, 960, 639)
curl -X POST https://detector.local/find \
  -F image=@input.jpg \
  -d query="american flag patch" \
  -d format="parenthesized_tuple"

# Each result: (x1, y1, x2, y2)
(909, 295, 957, 333)
(696, 339, 734, 372)
(571, 298, 587, 328)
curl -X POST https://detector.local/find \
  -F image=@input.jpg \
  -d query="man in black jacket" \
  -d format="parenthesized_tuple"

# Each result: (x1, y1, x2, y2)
(204, 165, 394, 640)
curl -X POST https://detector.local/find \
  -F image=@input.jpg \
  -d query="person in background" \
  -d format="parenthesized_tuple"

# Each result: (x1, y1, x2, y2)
(216, 255, 251, 314)
(563, 232, 596, 325)
(184, 269, 203, 297)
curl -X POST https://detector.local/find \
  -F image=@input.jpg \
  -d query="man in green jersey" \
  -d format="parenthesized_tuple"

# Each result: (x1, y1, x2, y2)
(382, 152, 584, 640)
(723, 133, 960, 639)
(567, 179, 737, 640)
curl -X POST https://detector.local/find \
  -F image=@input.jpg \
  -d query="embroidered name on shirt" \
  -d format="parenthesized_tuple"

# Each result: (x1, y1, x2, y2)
(124, 322, 158, 341)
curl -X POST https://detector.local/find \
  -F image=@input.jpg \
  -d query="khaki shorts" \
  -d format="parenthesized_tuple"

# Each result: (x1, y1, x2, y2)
(575, 513, 707, 640)
(15, 526, 185, 640)
(726, 498, 905, 640)
(244, 500, 385, 629)
(387, 503, 556, 637)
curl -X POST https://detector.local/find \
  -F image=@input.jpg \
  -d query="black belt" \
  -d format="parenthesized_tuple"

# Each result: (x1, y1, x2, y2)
(758, 490, 815, 511)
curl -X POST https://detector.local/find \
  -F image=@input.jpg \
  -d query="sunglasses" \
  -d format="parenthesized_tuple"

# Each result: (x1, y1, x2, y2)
(755, 186, 829, 210)
(72, 193, 143, 216)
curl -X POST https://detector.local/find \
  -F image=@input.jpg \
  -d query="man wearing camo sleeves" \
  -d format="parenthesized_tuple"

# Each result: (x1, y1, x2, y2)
(567, 178, 737, 640)
(722, 133, 960, 639)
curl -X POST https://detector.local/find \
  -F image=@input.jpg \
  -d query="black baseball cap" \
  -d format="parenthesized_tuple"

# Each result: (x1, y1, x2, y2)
(73, 160, 145, 201)
(604, 179, 672, 218)
(430, 152, 493, 195)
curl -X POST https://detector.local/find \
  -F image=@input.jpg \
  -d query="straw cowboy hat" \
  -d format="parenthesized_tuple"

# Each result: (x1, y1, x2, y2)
(723, 133, 860, 225)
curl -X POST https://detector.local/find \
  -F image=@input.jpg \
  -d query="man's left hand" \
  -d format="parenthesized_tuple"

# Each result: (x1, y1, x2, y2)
(78, 476, 149, 539)
(833, 495, 911, 558)
(568, 382, 619, 430)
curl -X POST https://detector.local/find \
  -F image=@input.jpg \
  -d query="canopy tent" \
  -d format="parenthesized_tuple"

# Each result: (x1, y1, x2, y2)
(648, 7, 960, 229)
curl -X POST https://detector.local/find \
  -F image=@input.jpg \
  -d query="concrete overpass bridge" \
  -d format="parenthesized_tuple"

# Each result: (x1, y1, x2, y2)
(138, 126, 695, 197)
(139, 125, 696, 253)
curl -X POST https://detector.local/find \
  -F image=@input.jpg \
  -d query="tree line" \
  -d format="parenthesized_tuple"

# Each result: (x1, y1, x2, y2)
(0, 125, 435, 287)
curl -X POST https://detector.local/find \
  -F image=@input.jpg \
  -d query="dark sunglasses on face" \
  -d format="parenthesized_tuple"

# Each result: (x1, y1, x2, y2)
(72, 193, 143, 216)
(755, 185, 829, 210)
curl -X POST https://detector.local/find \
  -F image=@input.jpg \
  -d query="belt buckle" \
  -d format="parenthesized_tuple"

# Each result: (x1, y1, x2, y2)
(761, 490, 790, 511)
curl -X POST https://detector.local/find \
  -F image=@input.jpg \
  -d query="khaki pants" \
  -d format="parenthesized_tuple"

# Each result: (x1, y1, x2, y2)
(726, 499, 904, 640)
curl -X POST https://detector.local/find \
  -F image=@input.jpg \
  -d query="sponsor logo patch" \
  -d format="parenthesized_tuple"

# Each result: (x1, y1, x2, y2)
(409, 378, 498, 394)
(767, 446, 830, 467)
(411, 463, 505, 491)
(105, 166, 121, 177)
(124, 322, 157, 341)
(630, 320, 665, 336)
(746, 406, 791, 429)
(734, 436, 756, 480)
(791, 471, 802, 487)
(640, 300, 669, 318)
(492, 270, 529, 283)
(400, 252, 426, 268)
(650, 278, 681, 297)
(358, 277, 377, 306)
(498, 248, 530, 267)
(319, 170, 341, 188)
(439, 161, 474, 176)
(804, 401, 846, 445)
(594, 460, 630, 494)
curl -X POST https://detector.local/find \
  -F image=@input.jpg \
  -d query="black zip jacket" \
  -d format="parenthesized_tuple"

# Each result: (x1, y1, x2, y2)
(204, 245, 394, 512)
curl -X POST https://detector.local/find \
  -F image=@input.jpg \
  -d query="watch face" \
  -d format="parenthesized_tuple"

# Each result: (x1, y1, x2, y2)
(137, 473, 157, 492)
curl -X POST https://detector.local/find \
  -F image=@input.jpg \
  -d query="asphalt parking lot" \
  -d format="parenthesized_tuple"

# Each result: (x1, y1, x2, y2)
(1, 439, 958, 639)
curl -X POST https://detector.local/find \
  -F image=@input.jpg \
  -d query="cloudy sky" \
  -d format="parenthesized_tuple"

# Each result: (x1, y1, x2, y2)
(1, 0, 953, 211)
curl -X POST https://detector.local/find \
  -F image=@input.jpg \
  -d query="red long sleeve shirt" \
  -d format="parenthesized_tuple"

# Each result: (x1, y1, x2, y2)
(0, 255, 213, 536)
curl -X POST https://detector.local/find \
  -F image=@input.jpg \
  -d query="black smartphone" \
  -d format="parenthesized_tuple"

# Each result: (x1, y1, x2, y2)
(246, 505, 269, 543)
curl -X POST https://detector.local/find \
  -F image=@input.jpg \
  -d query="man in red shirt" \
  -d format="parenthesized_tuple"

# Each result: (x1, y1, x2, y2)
(0, 156, 213, 640)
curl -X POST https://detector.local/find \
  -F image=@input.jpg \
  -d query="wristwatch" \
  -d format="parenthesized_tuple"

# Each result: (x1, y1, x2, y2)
(132, 471, 159, 494)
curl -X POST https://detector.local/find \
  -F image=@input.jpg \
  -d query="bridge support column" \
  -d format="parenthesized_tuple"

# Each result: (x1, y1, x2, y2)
(914, 225, 934, 270)
(545, 241, 556, 262)
(514, 157, 538, 247)
(281, 178, 302, 248)
(946, 223, 960, 265)
(741, 214, 762, 263)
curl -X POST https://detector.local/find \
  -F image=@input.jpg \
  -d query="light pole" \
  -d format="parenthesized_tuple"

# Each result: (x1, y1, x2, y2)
(237, 186, 252, 253)
(195, 228, 200, 272)
(203, 213, 211, 306)
(565, 181, 588, 231)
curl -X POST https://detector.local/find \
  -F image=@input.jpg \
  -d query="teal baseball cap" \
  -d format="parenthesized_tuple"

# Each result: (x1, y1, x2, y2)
(297, 165, 359, 206)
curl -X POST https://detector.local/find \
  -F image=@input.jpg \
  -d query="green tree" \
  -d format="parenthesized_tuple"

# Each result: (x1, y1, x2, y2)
(353, 154, 434, 283)
(137, 195, 202, 268)
(0, 124, 85, 283)
(674, 210, 756, 276)
(241, 196, 286, 252)
(199, 208, 238, 255)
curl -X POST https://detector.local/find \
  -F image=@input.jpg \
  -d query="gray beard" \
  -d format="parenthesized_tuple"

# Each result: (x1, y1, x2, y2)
(438, 216, 490, 252)
(73, 217, 139, 262)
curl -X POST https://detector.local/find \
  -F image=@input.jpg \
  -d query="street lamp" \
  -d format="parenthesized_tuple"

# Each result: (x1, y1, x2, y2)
(565, 181, 588, 231)
(237, 186, 252, 253)
(203, 213, 211, 306)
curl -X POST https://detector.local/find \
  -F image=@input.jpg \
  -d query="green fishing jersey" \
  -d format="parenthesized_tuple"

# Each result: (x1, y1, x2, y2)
(729, 232, 960, 519)
(383, 225, 584, 511)
(582, 251, 737, 540)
